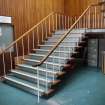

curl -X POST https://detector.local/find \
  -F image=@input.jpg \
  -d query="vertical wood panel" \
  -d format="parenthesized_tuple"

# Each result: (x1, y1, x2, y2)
(64, 0, 100, 16)
(0, 0, 64, 39)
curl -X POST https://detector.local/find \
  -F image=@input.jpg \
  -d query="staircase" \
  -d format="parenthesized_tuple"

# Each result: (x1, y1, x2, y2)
(0, 2, 105, 103)
(4, 29, 86, 96)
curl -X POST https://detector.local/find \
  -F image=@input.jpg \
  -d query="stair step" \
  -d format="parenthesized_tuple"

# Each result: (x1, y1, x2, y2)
(53, 30, 69, 34)
(16, 64, 64, 76)
(33, 49, 76, 57)
(54, 29, 86, 35)
(29, 53, 74, 60)
(11, 70, 60, 87)
(39, 44, 78, 48)
(34, 49, 74, 53)
(44, 40, 84, 43)
(48, 37, 82, 42)
(38, 45, 77, 52)
(4, 76, 46, 96)
(29, 53, 66, 59)
(22, 58, 75, 70)
(23, 58, 63, 66)
(53, 33, 84, 37)
(39, 45, 79, 48)
(50, 34, 84, 39)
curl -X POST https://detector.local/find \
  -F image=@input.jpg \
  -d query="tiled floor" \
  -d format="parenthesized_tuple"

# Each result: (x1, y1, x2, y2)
(0, 66, 105, 105)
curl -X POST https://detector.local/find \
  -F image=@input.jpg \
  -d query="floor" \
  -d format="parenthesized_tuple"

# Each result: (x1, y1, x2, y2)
(0, 66, 105, 105)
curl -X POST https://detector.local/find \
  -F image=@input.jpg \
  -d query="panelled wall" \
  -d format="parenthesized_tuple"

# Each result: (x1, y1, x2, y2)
(64, 0, 100, 16)
(0, 0, 64, 39)
(0, 0, 102, 39)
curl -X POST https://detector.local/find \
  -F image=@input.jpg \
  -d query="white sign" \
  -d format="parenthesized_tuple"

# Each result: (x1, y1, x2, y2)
(0, 16, 12, 24)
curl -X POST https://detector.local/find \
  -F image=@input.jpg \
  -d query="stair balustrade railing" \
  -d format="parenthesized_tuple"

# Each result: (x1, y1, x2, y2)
(0, 1, 105, 103)
(34, 3, 105, 102)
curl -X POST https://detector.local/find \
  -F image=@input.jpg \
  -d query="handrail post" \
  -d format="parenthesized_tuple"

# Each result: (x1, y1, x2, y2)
(95, 6, 97, 29)
(56, 13, 58, 30)
(45, 20, 47, 39)
(88, 7, 91, 28)
(22, 38, 25, 59)
(27, 35, 30, 54)
(41, 23, 44, 43)
(68, 16, 70, 29)
(46, 63, 48, 93)
(37, 27, 39, 45)
(52, 14, 55, 31)
(59, 14, 61, 30)
(9, 48, 13, 70)
(16, 43, 19, 64)
(37, 66, 40, 103)
(2, 52, 6, 76)
(62, 15, 64, 29)
(65, 16, 67, 29)
(49, 16, 51, 34)
(32, 31, 35, 49)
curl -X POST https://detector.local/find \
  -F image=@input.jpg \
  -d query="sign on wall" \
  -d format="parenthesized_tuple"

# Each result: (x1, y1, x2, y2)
(0, 16, 12, 24)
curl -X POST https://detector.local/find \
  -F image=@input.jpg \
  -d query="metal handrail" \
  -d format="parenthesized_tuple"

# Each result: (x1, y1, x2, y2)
(33, 3, 101, 67)
(33, 5, 91, 66)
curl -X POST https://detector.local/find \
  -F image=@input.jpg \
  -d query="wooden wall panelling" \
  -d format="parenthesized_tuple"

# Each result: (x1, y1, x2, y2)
(0, 0, 64, 39)
(64, 0, 100, 16)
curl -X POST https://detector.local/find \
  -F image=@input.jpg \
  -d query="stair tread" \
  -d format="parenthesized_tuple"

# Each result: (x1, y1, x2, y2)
(49, 35, 83, 38)
(23, 58, 63, 66)
(29, 53, 74, 60)
(39, 45, 78, 47)
(34, 48, 77, 52)
(17, 64, 61, 74)
(11, 70, 53, 82)
(5, 76, 45, 92)
(45, 40, 84, 43)
(33, 49, 80, 53)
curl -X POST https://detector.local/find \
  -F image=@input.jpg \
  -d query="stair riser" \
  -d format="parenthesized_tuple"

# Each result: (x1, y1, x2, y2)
(4, 79, 43, 96)
(11, 73, 52, 88)
(16, 66, 58, 78)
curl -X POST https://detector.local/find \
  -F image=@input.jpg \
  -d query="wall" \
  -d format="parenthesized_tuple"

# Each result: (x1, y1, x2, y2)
(0, 0, 101, 39)
(0, 0, 64, 39)
(64, 0, 100, 16)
